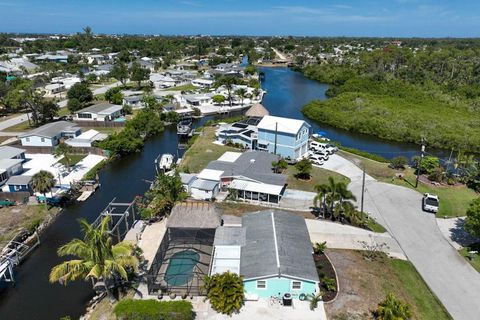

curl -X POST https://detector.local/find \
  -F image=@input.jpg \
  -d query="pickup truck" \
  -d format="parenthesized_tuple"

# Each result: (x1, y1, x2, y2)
(422, 193, 439, 213)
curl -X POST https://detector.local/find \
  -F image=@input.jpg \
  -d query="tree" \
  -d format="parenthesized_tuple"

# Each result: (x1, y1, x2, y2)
(212, 94, 225, 105)
(129, 62, 150, 89)
(272, 158, 287, 173)
(105, 87, 123, 104)
(110, 62, 129, 86)
(67, 98, 82, 113)
(235, 88, 247, 106)
(149, 172, 187, 216)
(37, 99, 59, 124)
(31, 170, 55, 208)
(4, 80, 44, 126)
(216, 75, 238, 107)
(67, 82, 93, 109)
(55, 142, 74, 171)
(86, 73, 97, 84)
(465, 198, 480, 237)
(203, 272, 244, 315)
(244, 65, 257, 75)
(313, 177, 357, 222)
(412, 156, 440, 175)
(389, 156, 408, 170)
(376, 293, 412, 320)
(49, 217, 139, 301)
(125, 109, 163, 138)
(295, 158, 312, 180)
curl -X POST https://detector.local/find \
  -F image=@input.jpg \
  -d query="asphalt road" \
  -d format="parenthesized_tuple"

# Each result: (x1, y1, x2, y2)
(325, 154, 480, 320)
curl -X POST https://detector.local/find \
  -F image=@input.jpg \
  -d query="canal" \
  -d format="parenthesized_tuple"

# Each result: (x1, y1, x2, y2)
(0, 66, 448, 319)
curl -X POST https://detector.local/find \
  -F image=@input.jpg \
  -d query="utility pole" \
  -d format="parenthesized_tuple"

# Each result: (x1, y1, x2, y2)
(415, 138, 426, 188)
(361, 164, 366, 214)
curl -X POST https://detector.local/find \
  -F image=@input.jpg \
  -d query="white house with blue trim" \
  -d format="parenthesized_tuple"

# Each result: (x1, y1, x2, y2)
(256, 115, 310, 160)
(210, 210, 319, 300)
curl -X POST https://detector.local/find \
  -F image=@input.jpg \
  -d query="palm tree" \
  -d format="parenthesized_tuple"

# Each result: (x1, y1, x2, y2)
(149, 171, 188, 216)
(313, 177, 357, 221)
(31, 170, 56, 208)
(376, 293, 412, 320)
(235, 88, 247, 106)
(307, 292, 323, 311)
(55, 142, 74, 171)
(313, 184, 329, 218)
(49, 217, 139, 300)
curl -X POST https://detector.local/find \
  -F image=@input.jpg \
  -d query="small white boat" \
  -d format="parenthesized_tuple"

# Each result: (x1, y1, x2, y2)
(155, 153, 175, 174)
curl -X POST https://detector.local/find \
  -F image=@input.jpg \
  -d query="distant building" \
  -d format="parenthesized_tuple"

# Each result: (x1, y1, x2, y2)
(74, 103, 123, 122)
(44, 83, 66, 95)
(5, 175, 33, 193)
(19, 121, 81, 147)
(65, 129, 107, 148)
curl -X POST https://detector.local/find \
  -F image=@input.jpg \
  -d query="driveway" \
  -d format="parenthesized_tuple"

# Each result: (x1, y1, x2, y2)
(279, 189, 316, 211)
(327, 154, 480, 320)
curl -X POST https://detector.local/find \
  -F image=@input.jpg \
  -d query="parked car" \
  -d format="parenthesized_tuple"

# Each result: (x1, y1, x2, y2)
(422, 193, 439, 213)
(309, 155, 324, 166)
(310, 141, 337, 155)
(308, 150, 329, 161)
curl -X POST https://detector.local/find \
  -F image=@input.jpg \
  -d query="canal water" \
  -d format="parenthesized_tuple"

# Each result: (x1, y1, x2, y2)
(0, 66, 448, 320)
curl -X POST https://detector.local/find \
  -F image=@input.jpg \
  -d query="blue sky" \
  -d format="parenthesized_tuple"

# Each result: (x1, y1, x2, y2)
(1, 0, 479, 37)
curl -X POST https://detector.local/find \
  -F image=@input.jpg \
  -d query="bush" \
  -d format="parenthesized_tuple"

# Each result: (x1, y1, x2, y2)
(113, 299, 194, 320)
(389, 156, 408, 169)
(428, 167, 444, 182)
(204, 272, 244, 315)
(412, 156, 440, 175)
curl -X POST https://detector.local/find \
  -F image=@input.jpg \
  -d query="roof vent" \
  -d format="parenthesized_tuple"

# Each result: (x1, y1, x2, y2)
(250, 159, 255, 164)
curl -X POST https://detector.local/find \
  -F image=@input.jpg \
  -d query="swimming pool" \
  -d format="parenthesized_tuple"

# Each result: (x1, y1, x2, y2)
(165, 250, 200, 286)
(114, 117, 126, 122)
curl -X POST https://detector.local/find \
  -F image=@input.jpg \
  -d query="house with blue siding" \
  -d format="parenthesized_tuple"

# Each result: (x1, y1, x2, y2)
(257, 115, 310, 160)
(19, 121, 81, 147)
(210, 210, 319, 300)
(5, 175, 33, 194)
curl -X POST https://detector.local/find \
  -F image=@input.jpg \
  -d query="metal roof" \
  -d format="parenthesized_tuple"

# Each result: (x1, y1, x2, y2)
(6, 175, 32, 185)
(214, 226, 246, 246)
(240, 210, 319, 282)
(190, 178, 218, 191)
(230, 179, 284, 195)
(19, 121, 80, 139)
(167, 202, 221, 229)
(257, 115, 310, 135)
(206, 150, 287, 186)
(0, 146, 25, 160)
(77, 103, 122, 115)
(0, 158, 23, 170)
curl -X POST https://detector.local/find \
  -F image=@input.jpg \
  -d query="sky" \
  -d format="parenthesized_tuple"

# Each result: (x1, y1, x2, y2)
(1, 0, 480, 37)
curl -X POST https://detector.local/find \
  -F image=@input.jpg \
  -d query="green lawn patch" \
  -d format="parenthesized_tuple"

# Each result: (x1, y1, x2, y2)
(459, 244, 480, 273)
(179, 127, 238, 173)
(58, 154, 86, 167)
(285, 165, 350, 192)
(3, 120, 32, 132)
(389, 259, 452, 320)
(163, 83, 196, 91)
(338, 150, 479, 218)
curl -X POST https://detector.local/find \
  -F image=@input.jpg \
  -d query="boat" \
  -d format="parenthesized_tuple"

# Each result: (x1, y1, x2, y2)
(155, 153, 175, 174)
(177, 117, 193, 137)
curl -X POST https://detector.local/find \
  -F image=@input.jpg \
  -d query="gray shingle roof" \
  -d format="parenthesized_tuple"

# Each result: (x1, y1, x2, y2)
(206, 150, 287, 186)
(240, 210, 318, 282)
(0, 146, 25, 160)
(6, 175, 32, 185)
(77, 103, 122, 115)
(167, 202, 221, 229)
(19, 121, 80, 139)
(190, 178, 218, 191)
(214, 226, 246, 246)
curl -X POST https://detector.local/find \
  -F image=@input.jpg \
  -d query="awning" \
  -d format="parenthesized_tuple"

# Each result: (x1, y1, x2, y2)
(229, 179, 284, 195)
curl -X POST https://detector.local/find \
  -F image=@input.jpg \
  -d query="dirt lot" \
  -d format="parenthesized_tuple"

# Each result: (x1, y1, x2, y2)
(0, 204, 60, 249)
(324, 249, 451, 320)
(215, 201, 315, 219)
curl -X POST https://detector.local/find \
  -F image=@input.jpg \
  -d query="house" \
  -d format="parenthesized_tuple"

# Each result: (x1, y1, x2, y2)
(19, 121, 81, 147)
(182, 93, 213, 107)
(257, 115, 311, 160)
(65, 129, 107, 148)
(44, 83, 66, 95)
(190, 151, 287, 204)
(0, 159, 24, 185)
(122, 95, 144, 109)
(5, 175, 33, 193)
(210, 210, 319, 300)
(74, 103, 123, 122)
(179, 173, 197, 193)
(216, 122, 258, 149)
(191, 78, 214, 88)
(0, 146, 26, 161)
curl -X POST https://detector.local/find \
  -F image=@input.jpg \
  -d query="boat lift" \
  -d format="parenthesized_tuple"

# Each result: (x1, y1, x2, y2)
(0, 232, 40, 283)
(92, 198, 138, 243)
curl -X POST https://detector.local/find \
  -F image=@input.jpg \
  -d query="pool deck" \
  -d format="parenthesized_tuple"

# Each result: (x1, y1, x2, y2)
(138, 219, 167, 269)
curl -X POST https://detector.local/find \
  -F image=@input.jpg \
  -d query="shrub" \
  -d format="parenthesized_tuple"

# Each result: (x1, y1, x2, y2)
(465, 198, 480, 237)
(113, 299, 194, 320)
(427, 167, 444, 182)
(295, 158, 312, 180)
(204, 272, 244, 315)
(412, 156, 440, 175)
(389, 156, 408, 169)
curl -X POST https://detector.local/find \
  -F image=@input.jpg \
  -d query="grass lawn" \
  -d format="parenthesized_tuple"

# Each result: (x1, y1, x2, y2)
(3, 120, 32, 132)
(88, 290, 135, 320)
(326, 249, 451, 320)
(285, 165, 350, 192)
(58, 154, 87, 167)
(164, 83, 196, 91)
(0, 136, 15, 144)
(338, 150, 479, 218)
(0, 205, 60, 250)
(459, 244, 480, 272)
(57, 107, 71, 117)
(179, 126, 238, 172)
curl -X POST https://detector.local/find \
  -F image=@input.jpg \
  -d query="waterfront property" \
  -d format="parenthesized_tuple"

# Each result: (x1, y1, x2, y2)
(0, 158, 24, 186)
(146, 202, 221, 296)
(65, 129, 107, 148)
(257, 115, 311, 160)
(0, 146, 26, 161)
(216, 121, 259, 149)
(5, 175, 33, 193)
(19, 121, 81, 147)
(74, 103, 123, 122)
(191, 151, 287, 204)
(210, 210, 319, 300)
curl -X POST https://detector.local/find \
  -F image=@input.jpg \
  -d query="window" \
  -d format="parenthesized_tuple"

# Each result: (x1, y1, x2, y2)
(26, 137, 30, 142)
(291, 281, 302, 290)
(256, 280, 267, 289)
(41, 138, 45, 142)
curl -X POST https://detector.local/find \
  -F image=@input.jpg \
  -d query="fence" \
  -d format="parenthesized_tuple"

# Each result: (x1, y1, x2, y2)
(9, 143, 105, 156)
(0, 191, 31, 203)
